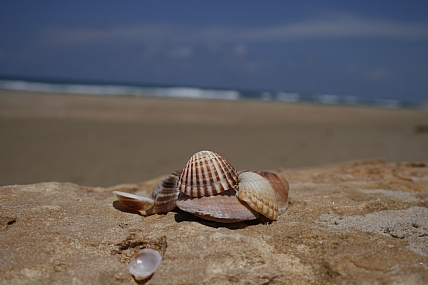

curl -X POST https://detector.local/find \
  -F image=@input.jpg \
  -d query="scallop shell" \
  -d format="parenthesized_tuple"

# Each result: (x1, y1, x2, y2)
(176, 189, 259, 223)
(236, 172, 278, 220)
(113, 191, 154, 212)
(148, 170, 181, 214)
(178, 150, 238, 197)
(242, 170, 289, 214)
(129, 248, 162, 280)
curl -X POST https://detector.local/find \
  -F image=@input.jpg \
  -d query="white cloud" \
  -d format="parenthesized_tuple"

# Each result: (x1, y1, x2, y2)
(168, 47, 193, 59)
(40, 13, 428, 48)
(238, 14, 428, 41)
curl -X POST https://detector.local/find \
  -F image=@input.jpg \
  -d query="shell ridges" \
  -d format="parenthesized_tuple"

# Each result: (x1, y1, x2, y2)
(237, 172, 279, 220)
(178, 150, 238, 197)
(150, 170, 181, 214)
(242, 170, 289, 214)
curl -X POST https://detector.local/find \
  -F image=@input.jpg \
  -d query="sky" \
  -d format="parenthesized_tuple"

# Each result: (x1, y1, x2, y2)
(1, 0, 428, 101)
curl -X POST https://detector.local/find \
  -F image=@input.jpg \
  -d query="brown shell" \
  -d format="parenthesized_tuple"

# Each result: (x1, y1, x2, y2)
(113, 191, 154, 212)
(176, 189, 259, 223)
(149, 170, 181, 214)
(237, 172, 278, 220)
(178, 150, 238, 197)
(242, 170, 289, 214)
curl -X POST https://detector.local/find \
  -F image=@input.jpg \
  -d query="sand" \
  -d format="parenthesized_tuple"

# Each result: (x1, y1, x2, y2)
(1, 90, 427, 187)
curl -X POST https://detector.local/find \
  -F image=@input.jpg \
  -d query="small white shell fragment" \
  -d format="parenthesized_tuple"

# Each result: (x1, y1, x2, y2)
(113, 191, 155, 212)
(129, 248, 162, 280)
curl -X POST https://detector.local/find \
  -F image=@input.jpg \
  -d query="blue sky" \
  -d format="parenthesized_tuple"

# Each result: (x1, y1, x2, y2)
(1, 0, 428, 101)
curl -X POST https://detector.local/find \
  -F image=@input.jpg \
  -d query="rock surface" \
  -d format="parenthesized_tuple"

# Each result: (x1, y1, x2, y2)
(1, 159, 427, 284)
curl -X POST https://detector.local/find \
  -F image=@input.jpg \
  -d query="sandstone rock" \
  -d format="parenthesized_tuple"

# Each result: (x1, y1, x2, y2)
(1, 159, 427, 284)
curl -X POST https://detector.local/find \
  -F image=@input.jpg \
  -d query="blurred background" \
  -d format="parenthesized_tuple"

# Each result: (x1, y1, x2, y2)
(1, 1, 427, 187)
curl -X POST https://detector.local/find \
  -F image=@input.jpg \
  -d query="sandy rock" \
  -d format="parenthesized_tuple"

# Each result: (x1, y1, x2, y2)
(1, 160, 427, 284)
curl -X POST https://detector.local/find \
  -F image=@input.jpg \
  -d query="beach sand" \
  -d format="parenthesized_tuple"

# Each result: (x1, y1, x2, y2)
(1, 90, 427, 187)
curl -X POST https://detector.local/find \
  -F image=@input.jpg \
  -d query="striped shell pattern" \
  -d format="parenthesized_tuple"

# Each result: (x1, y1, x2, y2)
(177, 150, 238, 197)
(113, 150, 289, 222)
(148, 170, 181, 214)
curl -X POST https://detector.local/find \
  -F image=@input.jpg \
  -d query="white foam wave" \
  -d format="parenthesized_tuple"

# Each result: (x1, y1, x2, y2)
(276, 92, 300, 102)
(0, 79, 240, 101)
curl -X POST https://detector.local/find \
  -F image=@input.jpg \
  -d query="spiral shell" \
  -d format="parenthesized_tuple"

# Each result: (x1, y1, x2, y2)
(236, 172, 278, 220)
(129, 248, 162, 280)
(148, 170, 181, 214)
(113, 191, 154, 212)
(178, 150, 238, 197)
(176, 189, 259, 223)
(242, 170, 289, 214)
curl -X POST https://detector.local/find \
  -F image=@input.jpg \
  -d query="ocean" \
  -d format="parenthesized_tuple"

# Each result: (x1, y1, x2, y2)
(0, 76, 425, 110)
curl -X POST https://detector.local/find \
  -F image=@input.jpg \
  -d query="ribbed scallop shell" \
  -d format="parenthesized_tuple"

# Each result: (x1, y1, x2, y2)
(176, 189, 259, 223)
(113, 191, 154, 212)
(178, 150, 238, 197)
(149, 170, 181, 214)
(242, 170, 289, 215)
(237, 172, 278, 220)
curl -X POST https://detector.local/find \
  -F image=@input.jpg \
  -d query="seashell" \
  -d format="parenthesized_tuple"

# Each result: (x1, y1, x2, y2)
(178, 150, 238, 197)
(113, 191, 154, 212)
(114, 171, 181, 214)
(242, 170, 289, 215)
(148, 170, 181, 214)
(176, 189, 259, 223)
(129, 248, 162, 280)
(236, 172, 278, 220)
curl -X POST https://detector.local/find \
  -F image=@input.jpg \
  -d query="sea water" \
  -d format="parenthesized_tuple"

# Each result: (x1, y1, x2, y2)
(0, 76, 425, 110)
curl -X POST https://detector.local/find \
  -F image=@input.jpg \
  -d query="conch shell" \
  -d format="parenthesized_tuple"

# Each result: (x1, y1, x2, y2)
(177, 150, 238, 197)
(236, 171, 279, 220)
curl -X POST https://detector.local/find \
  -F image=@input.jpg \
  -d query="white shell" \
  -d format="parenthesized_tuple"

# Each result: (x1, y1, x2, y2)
(237, 172, 279, 220)
(129, 248, 162, 280)
(113, 191, 154, 212)
(178, 150, 238, 197)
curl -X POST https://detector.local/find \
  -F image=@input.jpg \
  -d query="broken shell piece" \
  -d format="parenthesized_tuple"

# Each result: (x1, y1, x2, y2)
(149, 170, 181, 214)
(237, 172, 279, 220)
(242, 170, 289, 215)
(176, 189, 259, 223)
(129, 248, 162, 280)
(113, 191, 154, 212)
(178, 150, 238, 197)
